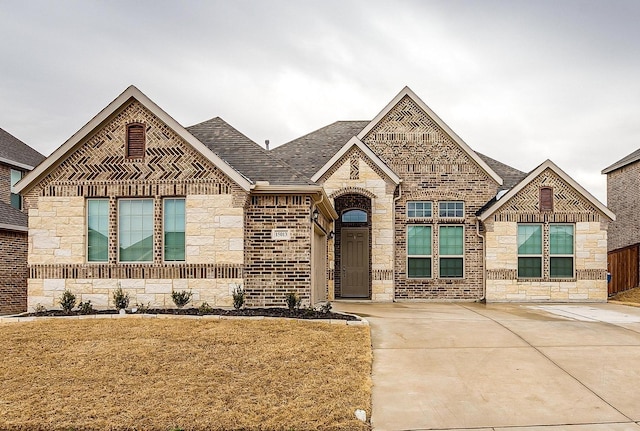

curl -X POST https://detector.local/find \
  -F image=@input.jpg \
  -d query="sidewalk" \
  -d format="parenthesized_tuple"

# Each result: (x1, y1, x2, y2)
(334, 302, 640, 431)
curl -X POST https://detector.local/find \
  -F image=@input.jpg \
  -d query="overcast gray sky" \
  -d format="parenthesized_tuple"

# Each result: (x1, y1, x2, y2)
(2, 0, 639, 202)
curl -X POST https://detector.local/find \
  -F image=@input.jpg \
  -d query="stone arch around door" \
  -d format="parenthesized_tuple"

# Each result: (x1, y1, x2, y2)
(334, 193, 372, 299)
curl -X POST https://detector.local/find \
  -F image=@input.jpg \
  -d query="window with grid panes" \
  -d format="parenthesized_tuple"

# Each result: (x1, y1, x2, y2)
(439, 225, 464, 278)
(550, 224, 574, 278)
(518, 224, 542, 278)
(407, 201, 432, 218)
(439, 201, 464, 218)
(407, 225, 432, 278)
(119, 199, 154, 262)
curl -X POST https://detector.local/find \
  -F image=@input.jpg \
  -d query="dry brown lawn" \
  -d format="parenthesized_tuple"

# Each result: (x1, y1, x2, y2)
(0, 317, 371, 431)
(611, 286, 640, 304)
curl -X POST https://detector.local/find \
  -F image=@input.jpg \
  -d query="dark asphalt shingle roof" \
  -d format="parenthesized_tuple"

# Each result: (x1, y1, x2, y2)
(273, 121, 526, 189)
(272, 121, 369, 179)
(186, 117, 312, 185)
(602, 148, 640, 174)
(0, 200, 27, 229)
(0, 128, 45, 168)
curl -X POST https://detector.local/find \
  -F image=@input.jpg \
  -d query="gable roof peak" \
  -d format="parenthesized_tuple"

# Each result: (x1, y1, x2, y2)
(357, 87, 503, 186)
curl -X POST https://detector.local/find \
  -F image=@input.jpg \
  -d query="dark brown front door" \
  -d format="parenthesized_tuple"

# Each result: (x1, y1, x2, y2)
(341, 227, 369, 298)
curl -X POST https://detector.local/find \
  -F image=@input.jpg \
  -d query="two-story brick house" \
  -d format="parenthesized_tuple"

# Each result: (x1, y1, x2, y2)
(0, 128, 45, 314)
(16, 86, 614, 310)
(602, 148, 640, 293)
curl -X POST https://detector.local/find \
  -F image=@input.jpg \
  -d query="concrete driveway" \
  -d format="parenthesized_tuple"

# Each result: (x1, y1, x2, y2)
(333, 301, 640, 431)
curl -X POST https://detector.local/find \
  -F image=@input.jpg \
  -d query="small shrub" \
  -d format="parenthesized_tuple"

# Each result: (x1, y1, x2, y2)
(112, 285, 130, 311)
(318, 301, 332, 314)
(232, 284, 245, 310)
(286, 291, 301, 312)
(134, 302, 150, 313)
(171, 290, 193, 308)
(198, 301, 214, 314)
(59, 289, 76, 314)
(33, 303, 47, 315)
(77, 300, 94, 315)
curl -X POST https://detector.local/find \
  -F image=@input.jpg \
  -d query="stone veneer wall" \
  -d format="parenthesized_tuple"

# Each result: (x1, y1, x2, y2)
(362, 95, 498, 300)
(321, 148, 395, 301)
(484, 168, 609, 302)
(243, 194, 315, 307)
(0, 230, 28, 314)
(607, 161, 640, 252)
(23, 100, 247, 311)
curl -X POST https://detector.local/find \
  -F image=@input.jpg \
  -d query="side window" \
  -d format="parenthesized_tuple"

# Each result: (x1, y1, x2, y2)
(550, 224, 574, 278)
(407, 225, 432, 278)
(407, 201, 432, 218)
(87, 199, 109, 262)
(439, 226, 464, 278)
(10, 169, 22, 209)
(164, 198, 186, 262)
(439, 201, 464, 218)
(517, 224, 542, 278)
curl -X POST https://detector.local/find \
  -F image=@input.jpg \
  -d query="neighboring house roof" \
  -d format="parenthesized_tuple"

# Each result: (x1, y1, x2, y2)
(0, 201, 28, 231)
(0, 128, 45, 170)
(478, 159, 615, 222)
(311, 136, 401, 184)
(602, 147, 640, 174)
(186, 117, 312, 186)
(357, 86, 503, 186)
(476, 152, 527, 190)
(272, 121, 369, 179)
(16, 86, 253, 193)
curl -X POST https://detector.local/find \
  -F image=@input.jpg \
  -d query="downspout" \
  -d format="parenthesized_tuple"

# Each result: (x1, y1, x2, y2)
(392, 183, 403, 302)
(475, 217, 486, 302)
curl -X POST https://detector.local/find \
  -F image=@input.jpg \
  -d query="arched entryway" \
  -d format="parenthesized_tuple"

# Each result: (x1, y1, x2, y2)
(334, 193, 372, 298)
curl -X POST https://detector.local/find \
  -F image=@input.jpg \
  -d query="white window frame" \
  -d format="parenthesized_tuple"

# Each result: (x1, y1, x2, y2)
(163, 197, 186, 263)
(118, 198, 154, 263)
(407, 201, 432, 218)
(86, 198, 109, 263)
(549, 223, 575, 279)
(517, 223, 543, 279)
(439, 201, 464, 218)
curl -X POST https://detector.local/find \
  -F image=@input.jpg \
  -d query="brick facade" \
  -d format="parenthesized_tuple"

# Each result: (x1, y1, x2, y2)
(606, 161, 640, 252)
(362, 95, 498, 300)
(244, 194, 315, 307)
(0, 230, 28, 314)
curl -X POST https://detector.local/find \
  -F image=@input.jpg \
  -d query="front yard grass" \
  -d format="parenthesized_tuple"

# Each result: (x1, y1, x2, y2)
(0, 317, 371, 431)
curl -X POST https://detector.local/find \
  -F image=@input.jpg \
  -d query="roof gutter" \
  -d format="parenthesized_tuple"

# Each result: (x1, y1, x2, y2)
(250, 182, 338, 220)
(0, 223, 28, 233)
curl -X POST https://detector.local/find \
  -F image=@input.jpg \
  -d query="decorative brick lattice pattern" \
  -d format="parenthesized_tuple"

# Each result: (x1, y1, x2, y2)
(0, 230, 27, 314)
(30, 263, 242, 280)
(492, 169, 602, 223)
(319, 147, 394, 188)
(362, 95, 498, 300)
(607, 162, 640, 252)
(244, 195, 313, 307)
(24, 100, 245, 211)
(350, 154, 359, 180)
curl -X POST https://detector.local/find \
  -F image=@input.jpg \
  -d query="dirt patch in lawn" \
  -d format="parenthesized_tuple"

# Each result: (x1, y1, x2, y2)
(0, 318, 371, 431)
(611, 286, 640, 305)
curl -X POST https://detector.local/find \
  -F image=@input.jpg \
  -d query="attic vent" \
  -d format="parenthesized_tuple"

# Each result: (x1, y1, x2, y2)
(126, 123, 145, 158)
(540, 187, 553, 212)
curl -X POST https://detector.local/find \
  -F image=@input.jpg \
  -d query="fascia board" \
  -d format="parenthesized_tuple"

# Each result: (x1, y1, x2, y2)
(357, 86, 503, 186)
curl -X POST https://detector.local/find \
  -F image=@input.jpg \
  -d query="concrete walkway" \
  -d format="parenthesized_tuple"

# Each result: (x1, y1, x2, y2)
(333, 301, 640, 431)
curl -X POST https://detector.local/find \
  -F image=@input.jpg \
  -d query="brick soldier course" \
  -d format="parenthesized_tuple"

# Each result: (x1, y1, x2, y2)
(15, 85, 614, 310)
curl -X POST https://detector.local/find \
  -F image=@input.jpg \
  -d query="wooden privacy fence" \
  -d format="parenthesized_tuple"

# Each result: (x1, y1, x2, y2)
(608, 244, 639, 296)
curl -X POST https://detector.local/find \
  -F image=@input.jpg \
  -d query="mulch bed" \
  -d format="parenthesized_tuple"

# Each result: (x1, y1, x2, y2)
(22, 306, 360, 320)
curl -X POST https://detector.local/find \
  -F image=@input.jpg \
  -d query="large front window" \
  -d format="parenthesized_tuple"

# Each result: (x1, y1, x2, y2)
(164, 198, 185, 262)
(87, 199, 109, 262)
(119, 199, 154, 262)
(518, 224, 542, 278)
(407, 225, 432, 278)
(439, 226, 464, 278)
(550, 224, 574, 278)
